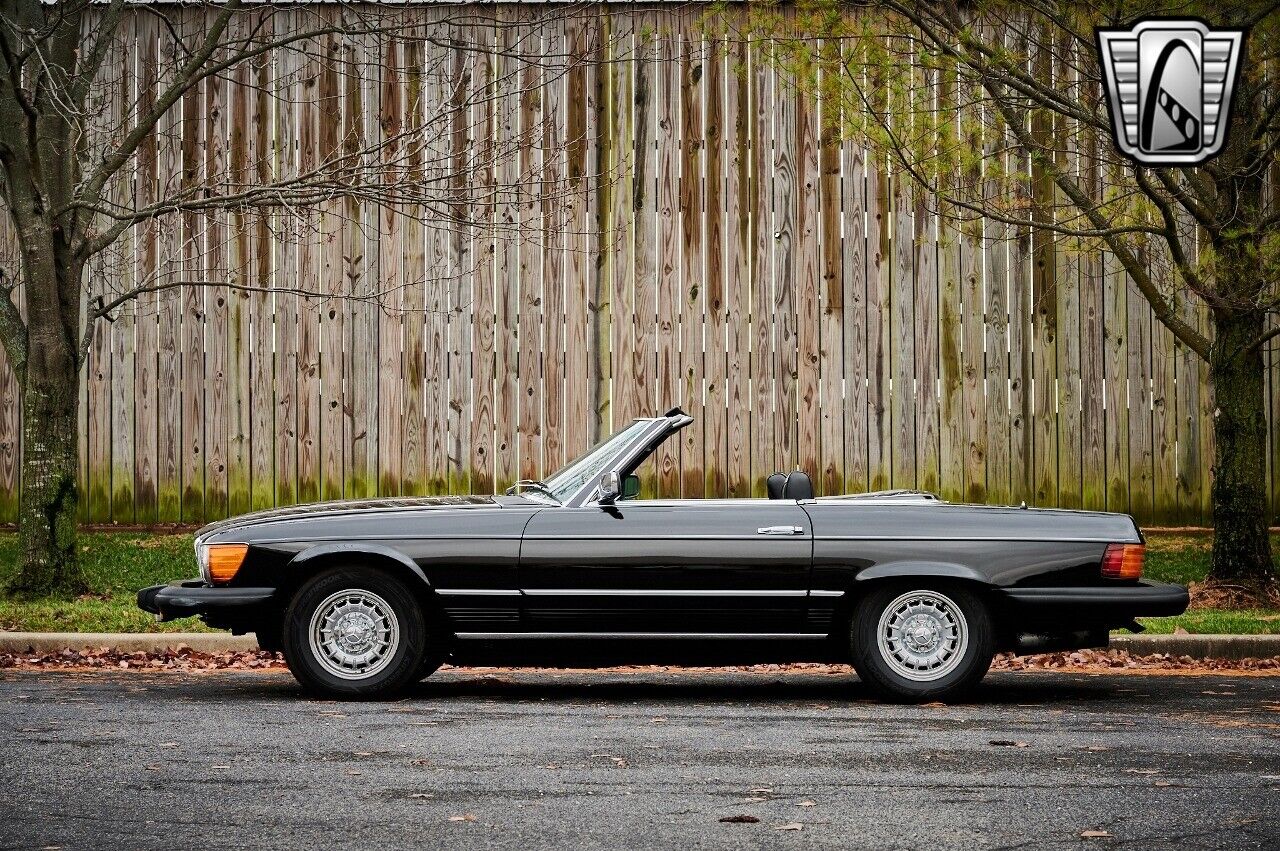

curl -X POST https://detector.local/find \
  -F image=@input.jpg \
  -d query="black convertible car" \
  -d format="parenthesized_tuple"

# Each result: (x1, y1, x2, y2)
(139, 407, 1188, 702)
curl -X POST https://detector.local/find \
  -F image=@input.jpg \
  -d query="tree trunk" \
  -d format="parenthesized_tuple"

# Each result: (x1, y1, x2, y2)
(1208, 310, 1275, 588)
(7, 267, 85, 598)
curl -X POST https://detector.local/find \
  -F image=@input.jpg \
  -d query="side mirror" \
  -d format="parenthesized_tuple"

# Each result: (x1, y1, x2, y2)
(598, 470, 621, 504)
(622, 474, 641, 500)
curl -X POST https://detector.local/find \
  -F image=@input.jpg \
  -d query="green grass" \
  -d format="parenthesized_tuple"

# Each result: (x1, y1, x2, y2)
(0, 529, 1277, 634)
(0, 532, 213, 633)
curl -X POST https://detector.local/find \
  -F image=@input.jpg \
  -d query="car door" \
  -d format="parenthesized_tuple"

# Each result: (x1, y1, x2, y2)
(518, 499, 814, 634)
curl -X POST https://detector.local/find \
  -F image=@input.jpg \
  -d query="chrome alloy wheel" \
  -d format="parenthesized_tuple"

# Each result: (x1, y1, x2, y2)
(307, 589, 401, 680)
(875, 590, 969, 682)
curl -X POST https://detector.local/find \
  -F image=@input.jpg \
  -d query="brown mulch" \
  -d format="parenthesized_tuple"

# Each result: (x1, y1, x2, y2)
(1188, 578, 1280, 610)
(2, 646, 1280, 675)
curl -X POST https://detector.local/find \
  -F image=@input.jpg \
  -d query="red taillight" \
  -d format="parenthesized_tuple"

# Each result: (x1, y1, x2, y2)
(1102, 543, 1144, 579)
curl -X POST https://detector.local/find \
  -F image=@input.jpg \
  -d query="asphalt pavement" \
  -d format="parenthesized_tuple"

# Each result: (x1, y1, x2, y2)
(2, 667, 1278, 850)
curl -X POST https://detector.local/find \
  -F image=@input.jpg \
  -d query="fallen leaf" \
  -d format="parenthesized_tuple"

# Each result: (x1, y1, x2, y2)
(1080, 829, 1111, 839)
(1154, 780, 1179, 787)
(989, 740, 1028, 748)
(775, 822, 804, 831)
(211, 765, 230, 770)
(448, 814, 477, 823)
(798, 801, 816, 807)
(1083, 745, 1111, 752)
(719, 815, 760, 824)
(920, 701, 947, 708)
(158, 742, 178, 749)
(347, 770, 363, 776)
(353, 751, 373, 757)
(747, 788, 773, 794)
(408, 793, 434, 799)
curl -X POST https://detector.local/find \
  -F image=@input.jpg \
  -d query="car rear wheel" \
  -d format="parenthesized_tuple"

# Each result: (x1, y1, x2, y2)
(282, 567, 426, 699)
(849, 583, 994, 703)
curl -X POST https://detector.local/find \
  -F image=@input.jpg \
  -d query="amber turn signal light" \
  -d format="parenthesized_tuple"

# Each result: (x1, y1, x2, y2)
(206, 543, 249, 584)
(1101, 543, 1144, 580)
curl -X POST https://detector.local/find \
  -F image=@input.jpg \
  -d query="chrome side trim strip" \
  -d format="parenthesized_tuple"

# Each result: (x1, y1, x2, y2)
(809, 589, 845, 598)
(455, 632, 830, 640)
(522, 535, 808, 541)
(435, 588, 522, 597)
(813, 536, 1122, 544)
(520, 588, 809, 597)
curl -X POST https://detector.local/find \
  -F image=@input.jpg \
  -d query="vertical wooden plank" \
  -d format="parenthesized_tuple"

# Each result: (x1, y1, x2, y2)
(110, 37, 136, 522)
(817, 43, 845, 497)
(912, 60, 940, 498)
(867, 151, 892, 492)
(492, 12, 520, 490)
(181, 21, 207, 520)
(206, 8, 232, 516)
(750, 36, 774, 495)
(562, 15, 593, 465)
(891, 160, 916, 486)
(134, 15, 160, 524)
(342, 14, 376, 500)
(377, 31, 405, 496)
(273, 11, 300, 507)
(1079, 131, 1107, 512)
(680, 19, 707, 493)
(771, 43, 797, 478)
(589, 12, 612, 444)
(470, 21, 495, 495)
(1103, 247, 1131, 514)
(1008, 164, 1034, 505)
(422, 13, 449, 492)
(1127, 259, 1155, 522)
(518, 18, 545, 480)
(978, 40, 1010, 507)
(1029, 26, 1057, 509)
(447, 21, 474, 492)
(841, 97, 869, 495)
(655, 26, 681, 496)
(725, 31, 751, 498)
(936, 58, 964, 503)
(795, 54, 821, 489)
(704, 30, 729, 495)
(156, 20, 184, 521)
(227, 14, 253, 516)
(630, 11, 656, 433)
(319, 22, 346, 501)
(294, 21, 321, 505)
(1054, 45, 1082, 511)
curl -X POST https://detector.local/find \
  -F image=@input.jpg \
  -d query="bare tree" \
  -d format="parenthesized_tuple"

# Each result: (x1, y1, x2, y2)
(0, 0, 590, 596)
(735, 1, 1280, 595)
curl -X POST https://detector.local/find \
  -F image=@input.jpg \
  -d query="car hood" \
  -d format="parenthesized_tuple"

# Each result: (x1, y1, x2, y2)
(195, 495, 497, 539)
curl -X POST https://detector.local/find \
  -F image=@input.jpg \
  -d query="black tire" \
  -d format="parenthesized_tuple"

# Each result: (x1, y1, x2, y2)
(849, 582, 994, 703)
(281, 566, 427, 699)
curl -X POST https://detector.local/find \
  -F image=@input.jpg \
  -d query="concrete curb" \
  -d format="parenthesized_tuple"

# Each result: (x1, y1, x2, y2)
(1110, 634, 1280, 660)
(1, 632, 1279, 660)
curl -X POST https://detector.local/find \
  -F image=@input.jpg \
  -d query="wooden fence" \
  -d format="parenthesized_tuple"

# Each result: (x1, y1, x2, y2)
(0, 2, 1266, 525)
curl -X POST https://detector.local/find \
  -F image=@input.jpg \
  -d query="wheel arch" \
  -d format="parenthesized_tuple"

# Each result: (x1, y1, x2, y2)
(282, 543, 442, 620)
(836, 562, 1001, 643)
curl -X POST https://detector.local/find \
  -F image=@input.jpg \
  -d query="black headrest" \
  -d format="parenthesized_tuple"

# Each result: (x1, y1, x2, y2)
(765, 472, 787, 500)
(782, 471, 814, 500)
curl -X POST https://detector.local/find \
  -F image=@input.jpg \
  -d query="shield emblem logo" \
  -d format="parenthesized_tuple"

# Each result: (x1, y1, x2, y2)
(1096, 19, 1245, 165)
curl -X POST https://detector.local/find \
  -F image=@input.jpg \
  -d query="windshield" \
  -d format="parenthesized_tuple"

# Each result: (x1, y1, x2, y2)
(542, 419, 652, 503)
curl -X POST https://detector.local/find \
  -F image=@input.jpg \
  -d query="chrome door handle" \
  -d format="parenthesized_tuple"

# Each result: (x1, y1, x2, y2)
(757, 525, 804, 535)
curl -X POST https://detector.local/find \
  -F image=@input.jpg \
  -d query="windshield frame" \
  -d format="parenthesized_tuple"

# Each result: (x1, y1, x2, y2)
(538, 417, 670, 507)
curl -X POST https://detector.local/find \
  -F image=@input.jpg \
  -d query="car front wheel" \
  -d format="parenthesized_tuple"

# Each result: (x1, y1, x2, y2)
(282, 567, 427, 699)
(849, 584, 994, 703)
